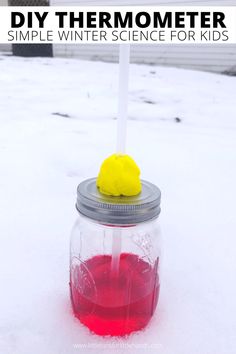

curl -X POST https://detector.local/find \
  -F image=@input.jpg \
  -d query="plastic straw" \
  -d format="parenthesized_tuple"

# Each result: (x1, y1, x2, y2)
(116, 44, 130, 155)
(111, 228, 122, 277)
(111, 44, 130, 277)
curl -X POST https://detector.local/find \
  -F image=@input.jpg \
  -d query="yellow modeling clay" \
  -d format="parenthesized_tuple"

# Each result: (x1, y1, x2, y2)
(97, 154, 141, 197)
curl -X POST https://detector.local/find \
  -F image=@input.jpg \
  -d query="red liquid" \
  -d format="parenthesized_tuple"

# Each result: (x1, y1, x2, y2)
(70, 253, 159, 336)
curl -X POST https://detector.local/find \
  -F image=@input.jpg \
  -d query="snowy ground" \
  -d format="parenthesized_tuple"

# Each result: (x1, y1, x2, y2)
(0, 54, 236, 354)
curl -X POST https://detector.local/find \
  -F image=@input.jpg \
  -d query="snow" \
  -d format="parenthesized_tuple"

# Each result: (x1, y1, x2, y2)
(0, 54, 236, 354)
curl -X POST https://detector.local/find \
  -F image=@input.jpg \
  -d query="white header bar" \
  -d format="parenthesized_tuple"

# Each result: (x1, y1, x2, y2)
(0, 6, 236, 44)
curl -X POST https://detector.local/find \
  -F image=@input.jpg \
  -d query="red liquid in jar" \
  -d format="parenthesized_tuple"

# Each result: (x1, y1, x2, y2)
(70, 253, 159, 336)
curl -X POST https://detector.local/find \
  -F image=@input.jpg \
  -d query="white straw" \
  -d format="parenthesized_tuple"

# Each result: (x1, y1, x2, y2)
(116, 44, 130, 155)
(111, 44, 130, 277)
(111, 228, 122, 277)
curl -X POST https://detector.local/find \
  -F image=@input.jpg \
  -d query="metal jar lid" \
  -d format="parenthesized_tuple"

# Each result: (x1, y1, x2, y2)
(76, 178, 161, 225)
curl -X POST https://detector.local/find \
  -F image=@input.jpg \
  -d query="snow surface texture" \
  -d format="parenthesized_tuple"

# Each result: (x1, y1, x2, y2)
(0, 55, 236, 354)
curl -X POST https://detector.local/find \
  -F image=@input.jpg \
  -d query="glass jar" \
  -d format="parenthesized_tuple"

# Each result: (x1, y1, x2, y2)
(70, 178, 161, 336)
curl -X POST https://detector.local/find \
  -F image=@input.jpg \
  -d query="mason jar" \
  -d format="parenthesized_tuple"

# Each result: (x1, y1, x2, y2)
(70, 178, 161, 336)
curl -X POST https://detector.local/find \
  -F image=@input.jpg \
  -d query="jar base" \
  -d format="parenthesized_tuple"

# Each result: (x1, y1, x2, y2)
(70, 253, 159, 336)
